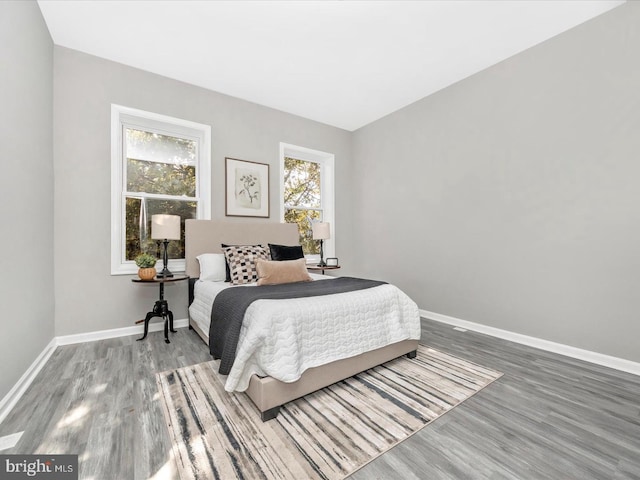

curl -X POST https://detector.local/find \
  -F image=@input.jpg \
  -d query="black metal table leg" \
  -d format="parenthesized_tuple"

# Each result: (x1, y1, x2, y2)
(169, 310, 176, 333)
(137, 310, 157, 341)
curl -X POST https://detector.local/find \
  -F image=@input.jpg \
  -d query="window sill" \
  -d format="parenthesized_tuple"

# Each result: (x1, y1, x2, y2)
(111, 259, 186, 276)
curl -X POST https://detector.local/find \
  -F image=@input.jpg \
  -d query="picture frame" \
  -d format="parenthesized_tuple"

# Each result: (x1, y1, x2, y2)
(225, 157, 270, 218)
(326, 257, 339, 267)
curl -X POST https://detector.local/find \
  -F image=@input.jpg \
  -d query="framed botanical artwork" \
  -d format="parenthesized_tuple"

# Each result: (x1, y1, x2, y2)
(225, 157, 270, 218)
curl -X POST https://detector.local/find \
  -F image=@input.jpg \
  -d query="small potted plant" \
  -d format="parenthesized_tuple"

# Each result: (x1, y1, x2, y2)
(135, 253, 157, 280)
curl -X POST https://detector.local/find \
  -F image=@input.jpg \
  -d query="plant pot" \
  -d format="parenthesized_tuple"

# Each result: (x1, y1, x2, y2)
(138, 267, 156, 280)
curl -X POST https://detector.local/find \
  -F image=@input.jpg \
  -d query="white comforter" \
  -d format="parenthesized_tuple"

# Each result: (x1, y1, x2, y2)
(189, 277, 421, 392)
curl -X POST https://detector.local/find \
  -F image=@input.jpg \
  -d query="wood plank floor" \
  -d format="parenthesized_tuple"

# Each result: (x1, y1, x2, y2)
(354, 320, 640, 480)
(1, 319, 639, 479)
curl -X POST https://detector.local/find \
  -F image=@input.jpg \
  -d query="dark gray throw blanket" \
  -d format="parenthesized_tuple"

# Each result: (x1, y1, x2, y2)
(209, 277, 386, 375)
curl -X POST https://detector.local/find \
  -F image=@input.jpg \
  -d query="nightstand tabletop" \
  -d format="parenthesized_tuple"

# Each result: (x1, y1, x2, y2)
(307, 265, 341, 274)
(131, 274, 189, 283)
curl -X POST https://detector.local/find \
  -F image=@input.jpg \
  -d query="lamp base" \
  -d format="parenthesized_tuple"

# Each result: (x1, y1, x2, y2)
(316, 239, 326, 268)
(157, 239, 173, 278)
(156, 268, 174, 278)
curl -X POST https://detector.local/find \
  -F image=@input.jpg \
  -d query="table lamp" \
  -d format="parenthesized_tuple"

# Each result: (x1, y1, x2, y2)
(151, 214, 181, 278)
(312, 222, 330, 267)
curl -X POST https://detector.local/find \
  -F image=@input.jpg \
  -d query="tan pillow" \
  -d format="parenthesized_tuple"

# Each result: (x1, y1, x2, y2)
(256, 258, 312, 286)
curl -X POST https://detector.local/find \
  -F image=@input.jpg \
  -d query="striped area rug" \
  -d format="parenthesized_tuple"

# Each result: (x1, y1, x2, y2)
(156, 346, 502, 480)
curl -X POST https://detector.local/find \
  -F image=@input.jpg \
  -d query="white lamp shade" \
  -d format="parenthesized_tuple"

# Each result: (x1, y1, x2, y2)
(151, 214, 181, 240)
(312, 222, 330, 240)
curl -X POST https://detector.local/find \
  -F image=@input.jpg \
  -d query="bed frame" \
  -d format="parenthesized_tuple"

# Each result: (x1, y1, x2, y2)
(185, 219, 419, 420)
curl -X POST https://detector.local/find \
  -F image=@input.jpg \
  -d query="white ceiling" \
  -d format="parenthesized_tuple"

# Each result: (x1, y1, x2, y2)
(38, 0, 624, 131)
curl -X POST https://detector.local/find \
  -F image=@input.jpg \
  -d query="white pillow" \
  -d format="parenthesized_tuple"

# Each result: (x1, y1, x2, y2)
(197, 253, 227, 282)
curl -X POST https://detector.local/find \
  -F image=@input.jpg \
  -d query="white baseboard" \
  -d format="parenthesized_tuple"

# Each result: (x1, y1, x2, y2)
(56, 318, 189, 346)
(421, 309, 640, 377)
(0, 339, 57, 426)
(0, 318, 189, 426)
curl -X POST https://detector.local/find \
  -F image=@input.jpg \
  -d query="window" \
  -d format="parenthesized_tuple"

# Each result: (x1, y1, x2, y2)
(111, 105, 210, 275)
(280, 143, 335, 259)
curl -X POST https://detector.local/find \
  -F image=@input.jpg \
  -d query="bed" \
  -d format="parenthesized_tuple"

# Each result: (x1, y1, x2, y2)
(185, 219, 421, 420)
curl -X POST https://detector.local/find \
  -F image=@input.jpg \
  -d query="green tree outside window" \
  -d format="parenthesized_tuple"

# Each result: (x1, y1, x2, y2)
(284, 157, 322, 254)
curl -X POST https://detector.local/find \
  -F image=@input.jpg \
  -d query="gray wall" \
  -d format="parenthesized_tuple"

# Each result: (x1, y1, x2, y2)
(53, 47, 352, 336)
(0, 2, 54, 399)
(352, 2, 640, 363)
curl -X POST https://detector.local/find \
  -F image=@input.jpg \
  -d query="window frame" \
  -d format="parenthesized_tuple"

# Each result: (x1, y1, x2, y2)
(111, 105, 211, 275)
(279, 142, 335, 261)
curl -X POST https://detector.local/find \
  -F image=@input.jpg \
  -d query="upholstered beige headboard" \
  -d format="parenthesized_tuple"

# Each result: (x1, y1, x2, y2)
(185, 219, 299, 278)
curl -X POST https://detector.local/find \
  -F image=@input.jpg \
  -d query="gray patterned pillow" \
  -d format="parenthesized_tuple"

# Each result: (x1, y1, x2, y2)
(221, 245, 270, 285)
